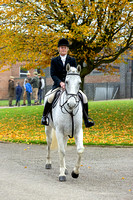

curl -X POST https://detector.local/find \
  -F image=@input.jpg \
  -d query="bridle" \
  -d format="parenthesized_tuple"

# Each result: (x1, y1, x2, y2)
(60, 93, 80, 115)
(59, 72, 81, 138)
(60, 72, 81, 114)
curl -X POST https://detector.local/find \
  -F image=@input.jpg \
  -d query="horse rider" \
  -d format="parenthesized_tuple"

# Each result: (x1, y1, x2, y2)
(41, 38, 94, 128)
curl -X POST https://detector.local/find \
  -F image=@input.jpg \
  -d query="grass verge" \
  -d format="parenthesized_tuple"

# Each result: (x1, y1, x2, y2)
(0, 100, 133, 146)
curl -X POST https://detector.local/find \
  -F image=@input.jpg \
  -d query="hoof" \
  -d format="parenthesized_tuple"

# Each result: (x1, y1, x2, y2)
(45, 164, 52, 169)
(65, 168, 68, 175)
(59, 176, 66, 182)
(71, 171, 79, 179)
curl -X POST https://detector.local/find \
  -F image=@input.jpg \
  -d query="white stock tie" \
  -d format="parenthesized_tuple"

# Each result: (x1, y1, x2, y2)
(60, 55, 67, 66)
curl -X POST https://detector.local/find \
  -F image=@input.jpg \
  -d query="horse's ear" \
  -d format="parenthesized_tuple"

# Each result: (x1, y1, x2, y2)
(77, 65, 81, 73)
(66, 63, 70, 72)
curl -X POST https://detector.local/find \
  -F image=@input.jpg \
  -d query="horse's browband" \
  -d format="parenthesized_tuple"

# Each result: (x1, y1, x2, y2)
(67, 73, 80, 76)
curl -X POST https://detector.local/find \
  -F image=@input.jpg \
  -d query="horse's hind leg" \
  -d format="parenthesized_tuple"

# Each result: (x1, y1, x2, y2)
(72, 131, 84, 178)
(45, 126, 53, 169)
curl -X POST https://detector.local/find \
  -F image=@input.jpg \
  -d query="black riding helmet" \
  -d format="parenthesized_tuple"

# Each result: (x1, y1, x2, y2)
(58, 38, 69, 47)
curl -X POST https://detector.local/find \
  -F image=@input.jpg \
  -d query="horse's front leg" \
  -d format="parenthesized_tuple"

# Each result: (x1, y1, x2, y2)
(45, 126, 53, 169)
(56, 131, 67, 181)
(72, 130, 84, 178)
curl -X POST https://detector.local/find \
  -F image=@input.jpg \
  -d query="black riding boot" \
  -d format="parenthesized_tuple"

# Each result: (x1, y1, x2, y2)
(41, 101, 52, 126)
(83, 103, 94, 128)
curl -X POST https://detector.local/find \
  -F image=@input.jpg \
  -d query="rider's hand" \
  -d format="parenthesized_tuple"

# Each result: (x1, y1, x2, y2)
(60, 82, 65, 89)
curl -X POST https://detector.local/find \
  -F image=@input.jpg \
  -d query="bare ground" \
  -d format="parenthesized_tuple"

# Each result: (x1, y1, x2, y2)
(0, 142, 133, 200)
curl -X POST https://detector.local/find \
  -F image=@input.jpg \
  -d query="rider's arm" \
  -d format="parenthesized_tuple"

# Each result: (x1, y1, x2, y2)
(50, 58, 62, 87)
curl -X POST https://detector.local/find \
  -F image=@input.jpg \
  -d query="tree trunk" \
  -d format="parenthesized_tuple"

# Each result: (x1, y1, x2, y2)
(80, 76, 85, 91)
(80, 63, 94, 91)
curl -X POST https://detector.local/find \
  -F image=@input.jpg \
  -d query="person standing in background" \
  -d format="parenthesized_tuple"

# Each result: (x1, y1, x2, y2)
(38, 74, 45, 105)
(15, 82, 22, 106)
(30, 72, 39, 105)
(8, 76, 15, 107)
(25, 79, 32, 106)
(22, 73, 31, 106)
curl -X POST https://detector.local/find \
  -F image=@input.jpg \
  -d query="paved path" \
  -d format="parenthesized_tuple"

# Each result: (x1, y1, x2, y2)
(0, 105, 42, 109)
(0, 142, 133, 200)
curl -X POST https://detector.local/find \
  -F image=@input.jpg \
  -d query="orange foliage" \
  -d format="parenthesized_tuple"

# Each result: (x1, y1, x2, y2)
(0, 0, 133, 77)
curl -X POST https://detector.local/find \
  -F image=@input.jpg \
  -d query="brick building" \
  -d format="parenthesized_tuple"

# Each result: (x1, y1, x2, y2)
(84, 59, 133, 100)
(0, 59, 133, 101)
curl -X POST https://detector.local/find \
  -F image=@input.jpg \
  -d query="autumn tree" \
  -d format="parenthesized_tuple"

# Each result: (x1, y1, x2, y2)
(0, 0, 133, 87)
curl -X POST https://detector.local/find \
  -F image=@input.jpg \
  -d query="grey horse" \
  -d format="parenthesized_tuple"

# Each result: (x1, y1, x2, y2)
(44, 64, 84, 182)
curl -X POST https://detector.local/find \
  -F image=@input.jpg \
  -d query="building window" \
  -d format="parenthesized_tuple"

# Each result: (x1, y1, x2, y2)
(20, 66, 29, 78)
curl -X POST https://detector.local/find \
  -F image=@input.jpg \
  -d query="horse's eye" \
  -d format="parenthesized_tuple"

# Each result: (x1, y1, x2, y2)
(65, 81, 68, 84)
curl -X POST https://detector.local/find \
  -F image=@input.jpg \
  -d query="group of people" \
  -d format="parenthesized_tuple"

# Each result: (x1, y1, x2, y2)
(8, 72, 45, 107)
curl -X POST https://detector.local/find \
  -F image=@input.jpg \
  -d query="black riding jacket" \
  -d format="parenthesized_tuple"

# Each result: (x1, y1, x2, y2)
(50, 55, 77, 90)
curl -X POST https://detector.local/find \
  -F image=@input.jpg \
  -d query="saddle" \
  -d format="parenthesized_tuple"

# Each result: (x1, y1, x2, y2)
(52, 90, 62, 108)
(78, 92, 83, 104)
(49, 90, 62, 121)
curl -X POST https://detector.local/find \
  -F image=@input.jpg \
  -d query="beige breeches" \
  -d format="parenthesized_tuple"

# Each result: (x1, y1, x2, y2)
(33, 88, 38, 102)
(47, 88, 60, 103)
(79, 90, 88, 103)
(47, 88, 88, 104)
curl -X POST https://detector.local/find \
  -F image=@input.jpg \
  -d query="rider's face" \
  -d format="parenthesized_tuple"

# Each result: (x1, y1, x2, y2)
(58, 46, 69, 56)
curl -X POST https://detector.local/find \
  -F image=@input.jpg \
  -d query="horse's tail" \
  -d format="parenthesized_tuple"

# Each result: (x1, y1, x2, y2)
(51, 129, 58, 150)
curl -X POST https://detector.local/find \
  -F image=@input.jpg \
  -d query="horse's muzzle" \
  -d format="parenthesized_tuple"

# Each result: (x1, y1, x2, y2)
(67, 96, 77, 109)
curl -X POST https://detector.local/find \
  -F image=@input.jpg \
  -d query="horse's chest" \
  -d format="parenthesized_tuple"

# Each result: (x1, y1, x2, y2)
(53, 111, 72, 126)
(52, 110, 81, 135)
